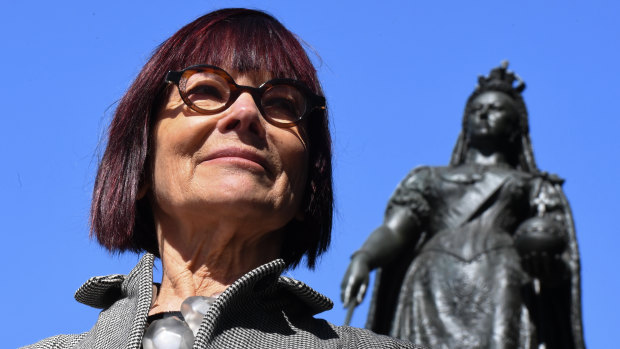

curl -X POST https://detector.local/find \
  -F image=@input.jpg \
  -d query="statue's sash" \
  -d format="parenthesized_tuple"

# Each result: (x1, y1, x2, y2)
(439, 168, 512, 228)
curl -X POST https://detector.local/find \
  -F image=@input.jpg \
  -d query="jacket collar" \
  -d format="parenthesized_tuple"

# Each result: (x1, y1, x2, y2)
(74, 253, 333, 348)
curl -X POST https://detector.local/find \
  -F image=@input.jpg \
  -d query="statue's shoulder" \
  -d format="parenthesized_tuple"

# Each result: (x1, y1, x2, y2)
(516, 170, 566, 190)
(400, 165, 436, 188)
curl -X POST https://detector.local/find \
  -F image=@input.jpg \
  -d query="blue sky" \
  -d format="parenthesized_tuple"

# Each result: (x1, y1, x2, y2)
(2, 1, 618, 347)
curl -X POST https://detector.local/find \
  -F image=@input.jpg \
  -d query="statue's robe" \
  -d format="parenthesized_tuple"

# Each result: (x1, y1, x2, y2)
(366, 165, 584, 349)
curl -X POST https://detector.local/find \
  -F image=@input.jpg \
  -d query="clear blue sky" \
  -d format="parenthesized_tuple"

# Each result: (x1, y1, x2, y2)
(2, 1, 618, 347)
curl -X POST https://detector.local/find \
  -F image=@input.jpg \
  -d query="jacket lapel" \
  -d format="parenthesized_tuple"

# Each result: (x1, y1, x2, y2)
(73, 254, 154, 349)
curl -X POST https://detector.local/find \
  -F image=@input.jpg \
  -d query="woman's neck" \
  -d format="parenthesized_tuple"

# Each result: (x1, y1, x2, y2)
(149, 214, 282, 315)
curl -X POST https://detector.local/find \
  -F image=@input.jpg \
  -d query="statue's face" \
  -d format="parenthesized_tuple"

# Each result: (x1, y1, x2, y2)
(466, 91, 519, 142)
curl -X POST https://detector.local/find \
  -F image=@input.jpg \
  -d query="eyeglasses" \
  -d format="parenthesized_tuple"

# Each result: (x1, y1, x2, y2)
(165, 65, 326, 128)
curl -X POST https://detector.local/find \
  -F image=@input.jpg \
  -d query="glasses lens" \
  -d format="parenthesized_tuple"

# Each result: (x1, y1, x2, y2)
(261, 85, 306, 124)
(183, 71, 231, 111)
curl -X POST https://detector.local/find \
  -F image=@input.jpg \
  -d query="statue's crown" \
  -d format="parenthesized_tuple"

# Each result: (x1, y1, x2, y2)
(477, 60, 526, 93)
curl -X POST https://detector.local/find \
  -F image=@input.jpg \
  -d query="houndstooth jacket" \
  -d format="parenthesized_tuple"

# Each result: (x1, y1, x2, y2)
(23, 253, 425, 349)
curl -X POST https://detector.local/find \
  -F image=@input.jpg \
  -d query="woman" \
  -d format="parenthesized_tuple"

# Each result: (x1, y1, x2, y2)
(341, 63, 584, 349)
(25, 9, 421, 349)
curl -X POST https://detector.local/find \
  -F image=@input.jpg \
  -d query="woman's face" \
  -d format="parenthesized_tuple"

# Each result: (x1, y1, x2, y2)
(149, 69, 309, 234)
(466, 90, 519, 142)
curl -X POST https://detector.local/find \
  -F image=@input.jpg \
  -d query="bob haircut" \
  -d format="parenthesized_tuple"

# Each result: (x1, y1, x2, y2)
(91, 8, 332, 269)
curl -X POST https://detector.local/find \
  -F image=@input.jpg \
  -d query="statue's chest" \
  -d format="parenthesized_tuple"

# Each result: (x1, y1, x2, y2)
(431, 166, 532, 225)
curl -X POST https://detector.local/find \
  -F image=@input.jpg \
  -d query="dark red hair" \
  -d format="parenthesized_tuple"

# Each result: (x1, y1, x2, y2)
(91, 8, 332, 268)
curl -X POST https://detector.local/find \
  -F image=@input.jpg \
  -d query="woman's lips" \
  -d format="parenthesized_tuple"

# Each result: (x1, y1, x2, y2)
(202, 147, 270, 173)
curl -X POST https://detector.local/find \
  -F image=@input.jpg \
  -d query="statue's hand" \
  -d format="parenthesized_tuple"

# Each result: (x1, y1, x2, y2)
(520, 250, 563, 282)
(514, 217, 567, 283)
(340, 252, 371, 308)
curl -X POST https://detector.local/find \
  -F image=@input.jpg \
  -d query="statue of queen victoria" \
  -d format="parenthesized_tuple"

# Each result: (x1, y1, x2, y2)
(341, 62, 585, 349)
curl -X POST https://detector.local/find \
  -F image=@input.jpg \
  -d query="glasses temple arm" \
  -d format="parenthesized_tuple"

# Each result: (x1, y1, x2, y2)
(165, 71, 183, 84)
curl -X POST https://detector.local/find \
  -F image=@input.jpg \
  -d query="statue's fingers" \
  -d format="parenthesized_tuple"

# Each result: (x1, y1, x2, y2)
(340, 267, 355, 303)
(340, 278, 349, 301)
(356, 281, 367, 304)
(342, 284, 350, 306)
(343, 277, 358, 307)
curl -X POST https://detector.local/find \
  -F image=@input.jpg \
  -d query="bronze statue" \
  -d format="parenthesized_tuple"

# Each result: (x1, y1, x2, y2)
(341, 62, 584, 349)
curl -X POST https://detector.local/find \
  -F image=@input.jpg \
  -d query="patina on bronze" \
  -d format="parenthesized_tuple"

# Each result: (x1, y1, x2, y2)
(341, 62, 584, 349)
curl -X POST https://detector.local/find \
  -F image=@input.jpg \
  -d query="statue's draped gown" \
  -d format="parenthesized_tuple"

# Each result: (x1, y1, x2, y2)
(382, 164, 566, 349)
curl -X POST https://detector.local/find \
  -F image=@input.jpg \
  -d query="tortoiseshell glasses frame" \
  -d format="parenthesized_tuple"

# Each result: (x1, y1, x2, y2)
(165, 64, 326, 128)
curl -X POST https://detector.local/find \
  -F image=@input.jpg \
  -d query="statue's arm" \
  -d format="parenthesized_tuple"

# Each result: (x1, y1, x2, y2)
(356, 206, 421, 268)
(340, 167, 430, 308)
(341, 207, 422, 307)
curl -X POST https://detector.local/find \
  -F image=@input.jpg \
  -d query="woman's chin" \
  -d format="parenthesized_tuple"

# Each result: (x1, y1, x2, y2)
(186, 184, 293, 219)
(185, 196, 293, 234)
(198, 173, 274, 198)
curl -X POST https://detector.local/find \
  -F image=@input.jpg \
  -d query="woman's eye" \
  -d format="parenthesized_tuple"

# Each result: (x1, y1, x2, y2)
(263, 97, 299, 119)
(262, 85, 304, 120)
(187, 84, 225, 101)
(270, 98, 295, 111)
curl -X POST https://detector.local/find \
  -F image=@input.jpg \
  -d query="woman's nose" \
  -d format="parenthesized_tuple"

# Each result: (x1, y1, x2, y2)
(216, 92, 265, 137)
